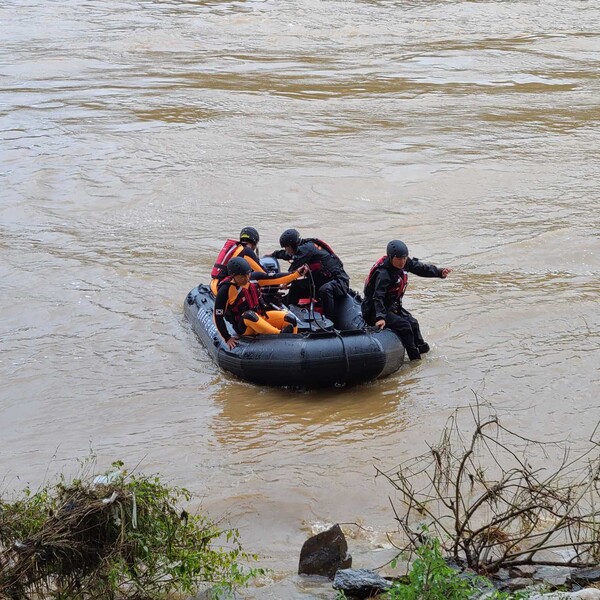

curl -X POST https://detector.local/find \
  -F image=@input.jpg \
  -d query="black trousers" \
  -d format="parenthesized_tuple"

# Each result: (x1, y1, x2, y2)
(387, 308, 426, 360)
(364, 306, 425, 360)
(287, 277, 349, 320)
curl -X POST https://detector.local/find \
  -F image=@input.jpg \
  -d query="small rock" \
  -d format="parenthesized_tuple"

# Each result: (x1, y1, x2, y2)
(494, 568, 512, 581)
(544, 574, 571, 588)
(298, 523, 352, 579)
(509, 564, 537, 578)
(529, 589, 600, 600)
(500, 577, 535, 591)
(332, 568, 392, 599)
(571, 591, 600, 600)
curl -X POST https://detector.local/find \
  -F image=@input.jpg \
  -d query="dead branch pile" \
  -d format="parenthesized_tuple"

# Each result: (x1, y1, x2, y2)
(1, 466, 256, 600)
(0, 482, 133, 599)
(377, 401, 600, 573)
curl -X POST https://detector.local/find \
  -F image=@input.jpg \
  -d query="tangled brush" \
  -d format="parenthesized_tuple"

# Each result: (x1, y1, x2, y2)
(0, 464, 260, 600)
(1, 483, 127, 597)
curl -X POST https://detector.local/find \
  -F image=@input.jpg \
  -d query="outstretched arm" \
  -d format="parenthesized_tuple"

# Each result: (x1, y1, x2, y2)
(406, 257, 451, 279)
(270, 249, 293, 261)
(251, 264, 308, 287)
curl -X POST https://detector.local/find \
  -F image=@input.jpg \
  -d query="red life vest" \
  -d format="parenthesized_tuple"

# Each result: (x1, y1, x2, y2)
(365, 256, 408, 299)
(306, 238, 337, 256)
(219, 277, 264, 323)
(303, 238, 338, 273)
(211, 239, 241, 279)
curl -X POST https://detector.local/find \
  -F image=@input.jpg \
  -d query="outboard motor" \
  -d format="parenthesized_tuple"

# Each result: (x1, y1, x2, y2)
(259, 256, 280, 273)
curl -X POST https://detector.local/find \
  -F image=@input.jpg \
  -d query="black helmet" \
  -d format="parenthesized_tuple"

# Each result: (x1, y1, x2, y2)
(239, 226, 259, 245)
(227, 257, 252, 276)
(387, 239, 409, 259)
(279, 228, 301, 249)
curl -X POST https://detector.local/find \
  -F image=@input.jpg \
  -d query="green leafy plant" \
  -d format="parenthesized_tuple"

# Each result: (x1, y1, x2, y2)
(387, 535, 526, 600)
(0, 461, 264, 599)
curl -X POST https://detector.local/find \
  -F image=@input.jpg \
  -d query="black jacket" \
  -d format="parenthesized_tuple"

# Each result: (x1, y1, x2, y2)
(362, 256, 442, 322)
(273, 239, 349, 287)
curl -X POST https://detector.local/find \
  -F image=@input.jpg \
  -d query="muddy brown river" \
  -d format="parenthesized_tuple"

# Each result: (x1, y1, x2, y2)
(2, 0, 599, 597)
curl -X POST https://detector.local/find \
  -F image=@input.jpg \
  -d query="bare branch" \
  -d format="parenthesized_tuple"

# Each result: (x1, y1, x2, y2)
(383, 401, 600, 573)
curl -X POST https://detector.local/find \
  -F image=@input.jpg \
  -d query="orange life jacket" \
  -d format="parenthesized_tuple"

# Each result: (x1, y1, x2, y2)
(218, 277, 264, 323)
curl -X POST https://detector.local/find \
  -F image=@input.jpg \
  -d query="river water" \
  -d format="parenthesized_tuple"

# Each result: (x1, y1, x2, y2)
(2, 0, 599, 597)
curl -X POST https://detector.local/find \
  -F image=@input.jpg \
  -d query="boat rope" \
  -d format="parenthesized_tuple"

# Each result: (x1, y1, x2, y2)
(307, 269, 329, 332)
(306, 270, 350, 380)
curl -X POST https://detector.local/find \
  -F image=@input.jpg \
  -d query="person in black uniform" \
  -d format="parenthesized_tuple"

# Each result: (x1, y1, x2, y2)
(272, 229, 350, 321)
(362, 240, 451, 360)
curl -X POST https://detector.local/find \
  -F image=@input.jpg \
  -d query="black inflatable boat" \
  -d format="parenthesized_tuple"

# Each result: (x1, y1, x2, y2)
(184, 267, 406, 388)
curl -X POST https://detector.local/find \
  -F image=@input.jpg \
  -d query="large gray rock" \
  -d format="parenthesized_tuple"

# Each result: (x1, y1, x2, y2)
(332, 568, 392, 599)
(298, 523, 352, 579)
(536, 565, 573, 588)
(568, 567, 600, 587)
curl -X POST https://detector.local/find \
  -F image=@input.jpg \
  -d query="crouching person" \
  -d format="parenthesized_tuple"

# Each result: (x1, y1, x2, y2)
(362, 240, 451, 360)
(214, 257, 308, 349)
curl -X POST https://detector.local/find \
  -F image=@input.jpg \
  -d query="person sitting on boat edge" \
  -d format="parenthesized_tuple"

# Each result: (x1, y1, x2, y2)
(362, 239, 451, 361)
(210, 226, 265, 295)
(214, 257, 309, 350)
(271, 228, 350, 322)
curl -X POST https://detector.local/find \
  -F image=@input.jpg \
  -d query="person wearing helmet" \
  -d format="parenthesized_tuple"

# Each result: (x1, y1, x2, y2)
(210, 226, 265, 295)
(213, 257, 309, 349)
(362, 240, 451, 360)
(272, 229, 350, 321)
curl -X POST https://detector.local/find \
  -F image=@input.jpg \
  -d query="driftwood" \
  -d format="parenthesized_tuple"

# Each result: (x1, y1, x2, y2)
(377, 399, 600, 573)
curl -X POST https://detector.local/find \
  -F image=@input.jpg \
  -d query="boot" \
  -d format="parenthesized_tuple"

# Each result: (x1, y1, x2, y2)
(418, 342, 430, 354)
(406, 346, 421, 361)
(284, 313, 297, 326)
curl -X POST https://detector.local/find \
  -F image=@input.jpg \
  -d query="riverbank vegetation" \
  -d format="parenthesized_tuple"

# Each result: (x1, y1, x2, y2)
(0, 460, 262, 599)
(386, 535, 524, 600)
(4, 401, 599, 600)
(377, 400, 600, 573)
(367, 400, 600, 600)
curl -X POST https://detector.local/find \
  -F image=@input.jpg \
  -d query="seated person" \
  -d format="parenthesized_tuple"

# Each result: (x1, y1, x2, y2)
(210, 226, 265, 295)
(272, 228, 350, 321)
(362, 239, 451, 360)
(214, 257, 309, 349)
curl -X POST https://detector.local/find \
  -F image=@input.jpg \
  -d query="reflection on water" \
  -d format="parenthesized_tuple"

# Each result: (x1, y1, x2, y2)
(212, 380, 410, 451)
(2, 0, 600, 597)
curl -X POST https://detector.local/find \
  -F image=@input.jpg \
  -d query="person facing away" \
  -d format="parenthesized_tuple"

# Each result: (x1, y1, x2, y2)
(210, 226, 266, 295)
(271, 228, 350, 320)
(214, 256, 309, 350)
(362, 239, 451, 361)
